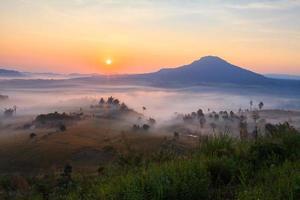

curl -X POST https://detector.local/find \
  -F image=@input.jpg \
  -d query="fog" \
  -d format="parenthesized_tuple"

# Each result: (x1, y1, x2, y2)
(1, 84, 300, 121)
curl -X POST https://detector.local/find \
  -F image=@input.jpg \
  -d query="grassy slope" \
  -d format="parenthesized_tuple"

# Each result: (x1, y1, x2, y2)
(0, 123, 299, 200)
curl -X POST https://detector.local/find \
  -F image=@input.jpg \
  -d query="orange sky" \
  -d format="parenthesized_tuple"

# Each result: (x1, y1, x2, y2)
(0, 0, 299, 75)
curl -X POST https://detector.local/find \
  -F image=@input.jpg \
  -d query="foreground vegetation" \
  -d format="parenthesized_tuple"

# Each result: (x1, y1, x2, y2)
(1, 122, 300, 200)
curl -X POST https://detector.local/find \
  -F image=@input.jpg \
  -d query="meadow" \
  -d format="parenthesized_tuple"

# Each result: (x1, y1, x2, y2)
(0, 122, 299, 200)
(0, 95, 300, 199)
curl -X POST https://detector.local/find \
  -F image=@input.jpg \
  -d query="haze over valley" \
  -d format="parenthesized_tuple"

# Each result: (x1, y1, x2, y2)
(1, 0, 300, 199)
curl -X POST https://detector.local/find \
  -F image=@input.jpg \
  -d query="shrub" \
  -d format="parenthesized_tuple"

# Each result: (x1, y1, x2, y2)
(247, 141, 286, 170)
(200, 135, 235, 158)
(59, 124, 67, 132)
(238, 161, 300, 200)
(206, 157, 237, 187)
(101, 159, 209, 200)
(142, 124, 150, 131)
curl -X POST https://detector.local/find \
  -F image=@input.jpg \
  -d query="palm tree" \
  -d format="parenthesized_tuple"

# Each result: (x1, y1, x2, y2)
(252, 111, 260, 139)
(259, 102, 264, 110)
(252, 110, 260, 124)
(250, 100, 253, 111)
(239, 116, 248, 140)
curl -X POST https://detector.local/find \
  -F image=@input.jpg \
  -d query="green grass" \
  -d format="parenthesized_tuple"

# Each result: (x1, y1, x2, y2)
(1, 123, 300, 200)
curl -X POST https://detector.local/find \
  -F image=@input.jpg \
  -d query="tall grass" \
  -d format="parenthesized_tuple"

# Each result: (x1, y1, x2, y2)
(1, 123, 300, 200)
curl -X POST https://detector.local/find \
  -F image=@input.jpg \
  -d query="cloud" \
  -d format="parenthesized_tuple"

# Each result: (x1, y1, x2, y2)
(226, 0, 300, 10)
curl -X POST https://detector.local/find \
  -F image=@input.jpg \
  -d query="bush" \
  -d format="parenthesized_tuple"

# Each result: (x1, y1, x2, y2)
(59, 124, 67, 132)
(206, 157, 237, 187)
(238, 161, 300, 200)
(200, 135, 235, 158)
(247, 141, 286, 169)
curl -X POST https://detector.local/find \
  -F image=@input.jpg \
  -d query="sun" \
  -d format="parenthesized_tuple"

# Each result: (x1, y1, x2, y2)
(105, 59, 112, 65)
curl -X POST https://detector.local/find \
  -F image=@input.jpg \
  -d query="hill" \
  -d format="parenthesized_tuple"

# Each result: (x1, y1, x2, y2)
(265, 74, 300, 80)
(0, 68, 24, 77)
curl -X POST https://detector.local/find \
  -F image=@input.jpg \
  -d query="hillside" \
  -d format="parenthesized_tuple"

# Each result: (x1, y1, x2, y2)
(0, 68, 24, 77)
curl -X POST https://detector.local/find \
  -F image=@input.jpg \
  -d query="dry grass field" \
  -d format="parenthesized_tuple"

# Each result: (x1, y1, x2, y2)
(1, 104, 300, 176)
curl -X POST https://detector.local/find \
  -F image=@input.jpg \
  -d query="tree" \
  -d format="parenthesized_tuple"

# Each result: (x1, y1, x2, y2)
(142, 124, 150, 131)
(210, 122, 217, 134)
(198, 113, 205, 130)
(214, 114, 219, 121)
(199, 117, 206, 128)
(239, 116, 248, 140)
(173, 132, 179, 140)
(250, 100, 253, 111)
(120, 103, 129, 111)
(62, 164, 72, 178)
(238, 108, 242, 114)
(99, 98, 105, 104)
(30, 133, 37, 139)
(252, 111, 260, 139)
(197, 109, 204, 119)
(59, 164, 73, 189)
(142, 106, 146, 115)
(113, 99, 120, 105)
(259, 102, 264, 110)
(59, 124, 67, 132)
(252, 111, 260, 124)
(4, 108, 14, 117)
(252, 126, 258, 140)
(191, 112, 197, 119)
(132, 124, 140, 131)
(107, 96, 114, 104)
(222, 111, 229, 120)
(148, 118, 156, 125)
(230, 111, 235, 118)
(13, 105, 17, 115)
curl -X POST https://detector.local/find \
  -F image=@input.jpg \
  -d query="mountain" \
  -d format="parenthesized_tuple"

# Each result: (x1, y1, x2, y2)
(68, 56, 300, 88)
(0, 69, 92, 79)
(126, 56, 272, 86)
(0, 68, 24, 77)
(265, 74, 300, 80)
(1, 56, 299, 90)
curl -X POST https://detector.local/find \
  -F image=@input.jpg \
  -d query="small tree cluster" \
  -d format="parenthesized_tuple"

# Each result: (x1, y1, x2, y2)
(132, 124, 150, 131)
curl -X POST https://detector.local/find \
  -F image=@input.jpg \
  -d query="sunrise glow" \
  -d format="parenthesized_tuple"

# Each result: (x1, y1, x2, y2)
(105, 59, 112, 65)
(0, 0, 299, 74)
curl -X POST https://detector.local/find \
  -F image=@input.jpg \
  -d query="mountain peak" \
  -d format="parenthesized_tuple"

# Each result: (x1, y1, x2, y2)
(193, 56, 228, 65)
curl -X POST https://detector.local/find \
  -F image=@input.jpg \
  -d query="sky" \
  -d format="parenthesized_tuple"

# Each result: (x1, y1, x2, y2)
(0, 0, 300, 75)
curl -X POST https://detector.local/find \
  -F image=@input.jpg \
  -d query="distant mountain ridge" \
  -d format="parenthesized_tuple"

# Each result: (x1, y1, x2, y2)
(0, 68, 94, 79)
(1, 56, 300, 89)
(265, 74, 300, 80)
(0, 68, 24, 77)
